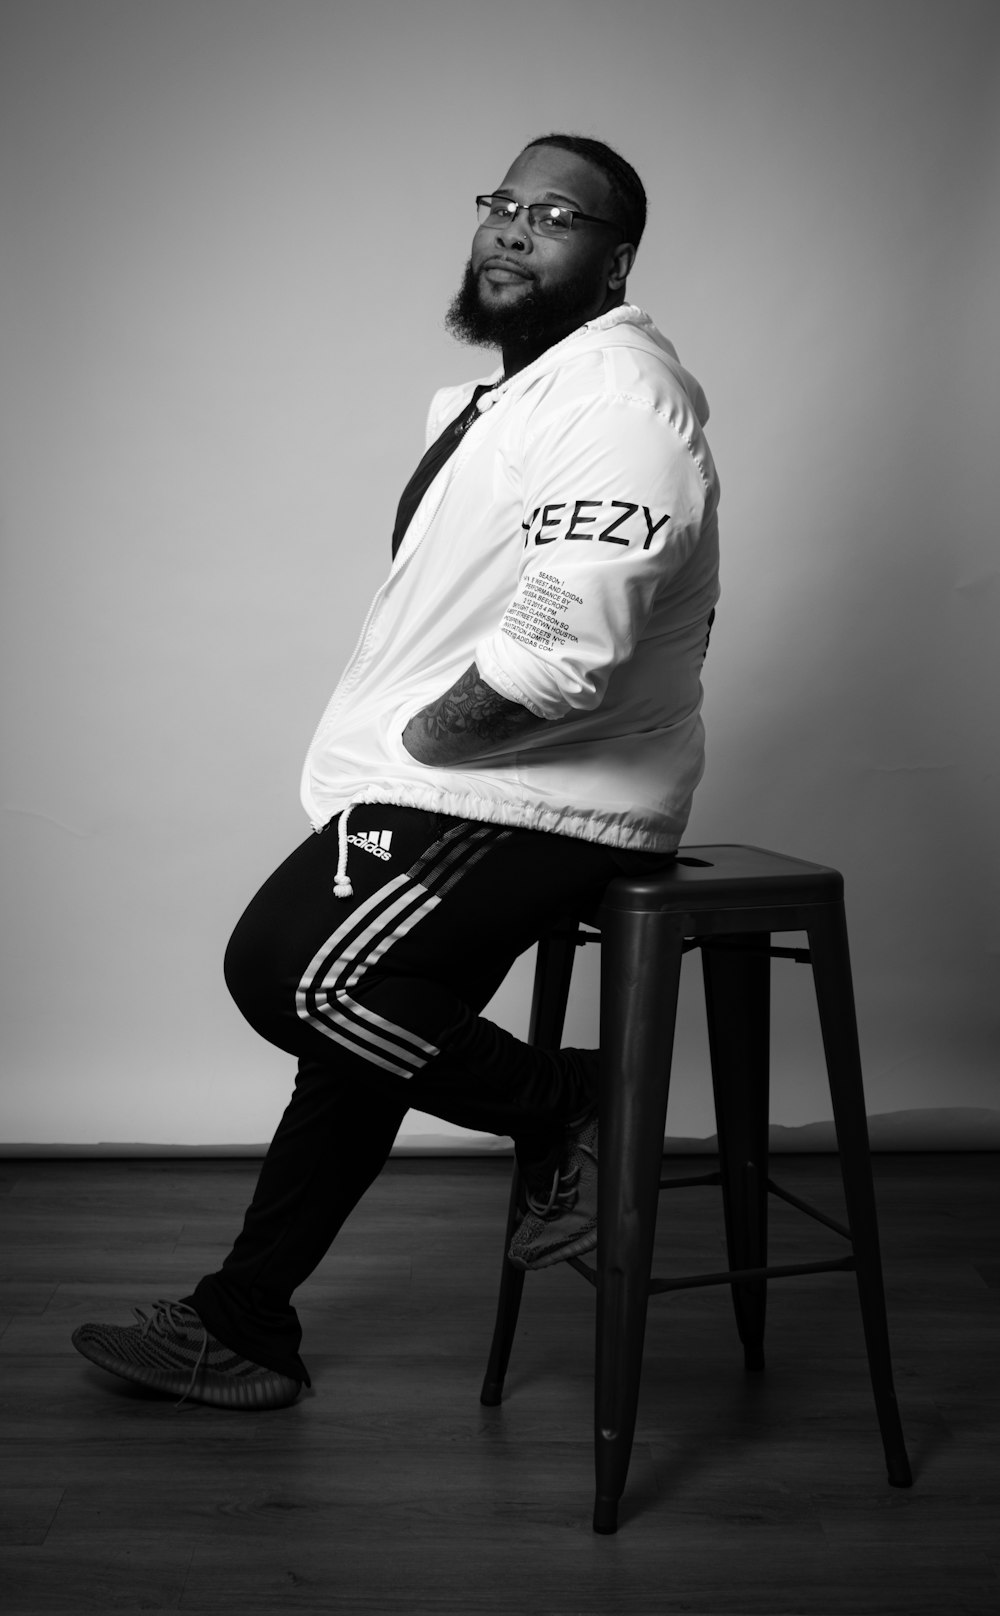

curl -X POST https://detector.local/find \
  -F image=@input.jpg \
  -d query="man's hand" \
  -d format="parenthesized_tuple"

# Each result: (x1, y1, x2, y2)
(402, 662, 545, 766)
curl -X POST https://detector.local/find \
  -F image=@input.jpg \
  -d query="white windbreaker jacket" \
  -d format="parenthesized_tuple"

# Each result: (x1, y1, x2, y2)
(301, 304, 720, 854)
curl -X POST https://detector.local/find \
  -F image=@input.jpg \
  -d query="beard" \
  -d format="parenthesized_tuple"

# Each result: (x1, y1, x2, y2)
(445, 257, 600, 354)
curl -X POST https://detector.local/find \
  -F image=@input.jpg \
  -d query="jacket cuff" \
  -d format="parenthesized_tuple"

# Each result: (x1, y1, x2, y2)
(475, 635, 568, 721)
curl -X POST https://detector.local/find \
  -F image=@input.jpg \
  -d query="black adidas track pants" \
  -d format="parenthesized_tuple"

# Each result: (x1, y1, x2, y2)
(191, 805, 662, 1381)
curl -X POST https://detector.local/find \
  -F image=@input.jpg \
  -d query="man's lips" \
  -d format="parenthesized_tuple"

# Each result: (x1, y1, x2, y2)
(480, 257, 534, 284)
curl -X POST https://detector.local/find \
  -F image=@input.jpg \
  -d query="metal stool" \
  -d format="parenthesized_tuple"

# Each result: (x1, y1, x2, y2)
(480, 844, 913, 1533)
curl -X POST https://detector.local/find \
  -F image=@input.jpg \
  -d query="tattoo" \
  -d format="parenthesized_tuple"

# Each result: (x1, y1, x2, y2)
(402, 662, 544, 766)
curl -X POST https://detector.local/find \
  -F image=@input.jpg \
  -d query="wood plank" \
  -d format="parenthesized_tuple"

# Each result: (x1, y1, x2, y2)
(0, 1487, 63, 1546)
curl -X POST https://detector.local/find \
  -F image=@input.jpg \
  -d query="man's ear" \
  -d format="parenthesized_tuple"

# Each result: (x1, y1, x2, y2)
(608, 241, 637, 292)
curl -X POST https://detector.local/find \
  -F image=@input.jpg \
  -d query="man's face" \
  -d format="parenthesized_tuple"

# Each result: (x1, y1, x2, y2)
(446, 145, 628, 357)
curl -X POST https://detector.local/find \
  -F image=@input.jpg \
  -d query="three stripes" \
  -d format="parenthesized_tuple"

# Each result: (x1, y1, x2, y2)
(295, 819, 511, 1078)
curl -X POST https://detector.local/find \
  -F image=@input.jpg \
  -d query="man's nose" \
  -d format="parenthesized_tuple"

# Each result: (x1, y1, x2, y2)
(495, 207, 532, 252)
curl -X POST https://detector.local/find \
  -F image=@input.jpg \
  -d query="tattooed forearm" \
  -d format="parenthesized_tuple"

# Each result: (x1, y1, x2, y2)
(402, 662, 545, 766)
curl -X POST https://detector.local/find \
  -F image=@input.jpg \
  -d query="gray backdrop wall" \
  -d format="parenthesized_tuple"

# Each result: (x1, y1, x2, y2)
(2, 0, 998, 1151)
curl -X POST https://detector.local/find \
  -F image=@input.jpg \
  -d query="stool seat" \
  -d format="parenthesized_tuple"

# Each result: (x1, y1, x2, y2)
(481, 843, 912, 1534)
(600, 842, 842, 912)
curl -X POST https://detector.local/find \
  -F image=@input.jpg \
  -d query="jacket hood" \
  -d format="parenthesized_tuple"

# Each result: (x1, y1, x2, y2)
(607, 305, 712, 428)
(486, 304, 711, 428)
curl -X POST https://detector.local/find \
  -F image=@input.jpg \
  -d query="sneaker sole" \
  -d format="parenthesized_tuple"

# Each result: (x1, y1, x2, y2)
(508, 1220, 598, 1271)
(71, 1330, 301, 1410)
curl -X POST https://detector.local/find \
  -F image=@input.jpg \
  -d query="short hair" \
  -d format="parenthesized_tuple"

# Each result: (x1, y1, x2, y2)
(522, 133, 647, 248)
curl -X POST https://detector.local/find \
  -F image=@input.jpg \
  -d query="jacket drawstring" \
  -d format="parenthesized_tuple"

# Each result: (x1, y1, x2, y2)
(334, 805, 354, 899)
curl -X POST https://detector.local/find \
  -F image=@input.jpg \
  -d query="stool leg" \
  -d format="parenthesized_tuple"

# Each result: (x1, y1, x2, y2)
(701, 934, 771, 1372)
(593, 908, 684, 1534)
(528, 920, 581, 1049)
(480, 1166, 526, 1405)
(480, 923, 579, 1407)
(807, 904, 913, 1487)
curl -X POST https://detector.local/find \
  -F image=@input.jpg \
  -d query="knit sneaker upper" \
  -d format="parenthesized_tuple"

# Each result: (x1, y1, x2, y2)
(72, 1300, 302, 1410)
(508, 1114, 599, 1270)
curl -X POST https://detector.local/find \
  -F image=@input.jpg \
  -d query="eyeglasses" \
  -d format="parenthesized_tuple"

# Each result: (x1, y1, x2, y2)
(476, 194, 620, 239)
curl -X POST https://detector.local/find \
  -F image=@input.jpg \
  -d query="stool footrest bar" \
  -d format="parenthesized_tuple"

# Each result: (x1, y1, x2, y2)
(566, 1255, 598, 1287)
(766, 1178, 853, 1241)
(647, 1255, 856, 1294)
(563, 1253, 856, 1293)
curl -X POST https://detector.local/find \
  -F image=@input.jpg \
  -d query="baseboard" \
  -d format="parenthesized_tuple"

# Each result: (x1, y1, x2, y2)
(2, 1106, 998, 1157)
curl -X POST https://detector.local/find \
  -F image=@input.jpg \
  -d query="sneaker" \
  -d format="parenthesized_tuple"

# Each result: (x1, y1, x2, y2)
(508, 1114, 599, 1270)
(71, 1300, 302, 1410)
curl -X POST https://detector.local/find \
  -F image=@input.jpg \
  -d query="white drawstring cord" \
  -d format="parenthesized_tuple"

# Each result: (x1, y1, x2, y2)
(333, 805, 354, 899)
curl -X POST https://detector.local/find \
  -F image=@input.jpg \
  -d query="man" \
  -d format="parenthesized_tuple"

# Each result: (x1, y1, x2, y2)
(72, 134, 720, 1411)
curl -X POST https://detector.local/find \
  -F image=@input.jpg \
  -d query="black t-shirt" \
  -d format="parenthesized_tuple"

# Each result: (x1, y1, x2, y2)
(390, 381, 502, 559)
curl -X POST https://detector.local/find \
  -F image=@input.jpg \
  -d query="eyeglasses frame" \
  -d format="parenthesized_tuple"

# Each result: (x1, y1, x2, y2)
(475, 194, 622, 239)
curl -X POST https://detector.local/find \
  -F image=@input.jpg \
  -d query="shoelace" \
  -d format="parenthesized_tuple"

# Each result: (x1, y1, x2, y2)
(523, 1124, 598, 1221)
(135, 1299, 210, 1409)
(524, 1161, 582, 1220)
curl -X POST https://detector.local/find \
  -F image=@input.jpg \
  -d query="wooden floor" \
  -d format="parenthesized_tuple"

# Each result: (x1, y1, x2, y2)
(0, 1154, 997, 1615)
